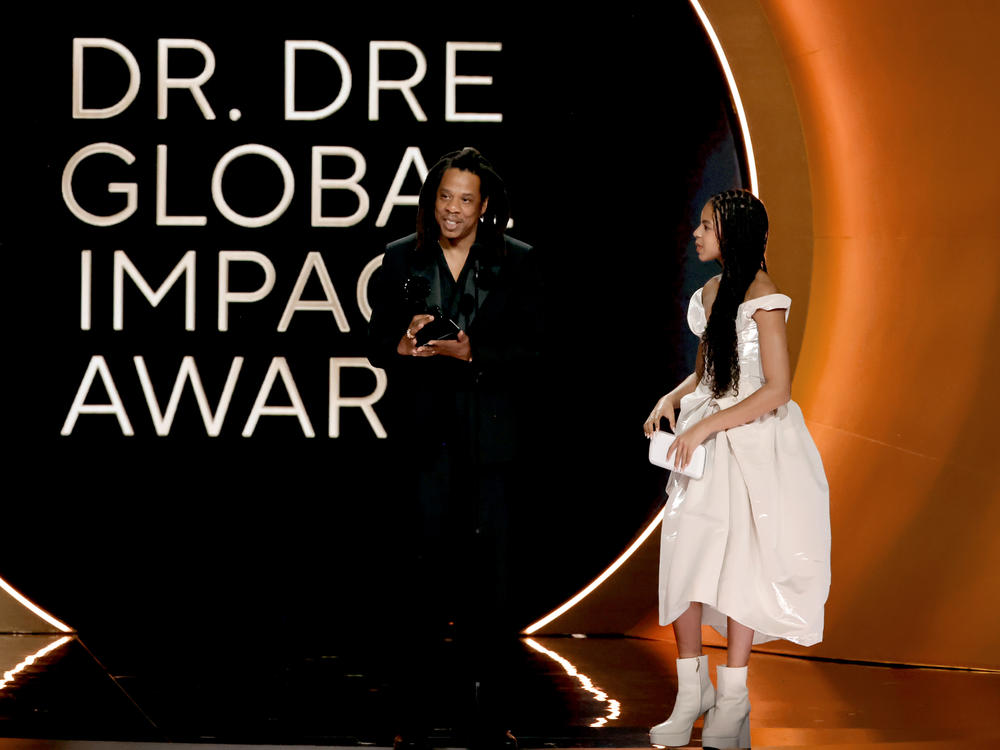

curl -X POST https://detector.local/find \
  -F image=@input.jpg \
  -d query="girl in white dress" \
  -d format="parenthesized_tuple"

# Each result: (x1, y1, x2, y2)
(643, 191, 831, 749)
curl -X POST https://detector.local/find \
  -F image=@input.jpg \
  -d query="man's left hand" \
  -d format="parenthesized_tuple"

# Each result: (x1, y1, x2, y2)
(426, 330, 473, 362)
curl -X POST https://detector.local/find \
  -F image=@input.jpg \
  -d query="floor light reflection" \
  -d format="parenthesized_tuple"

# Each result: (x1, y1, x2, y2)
(524, 637, 621, 728)
(0, 635, 73, 692)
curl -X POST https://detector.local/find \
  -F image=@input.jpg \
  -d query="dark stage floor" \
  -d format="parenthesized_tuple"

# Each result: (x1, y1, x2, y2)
(2, 632, 999, 749)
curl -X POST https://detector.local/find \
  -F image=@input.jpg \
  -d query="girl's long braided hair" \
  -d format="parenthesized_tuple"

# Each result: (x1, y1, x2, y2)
(701, 190, 769, 398)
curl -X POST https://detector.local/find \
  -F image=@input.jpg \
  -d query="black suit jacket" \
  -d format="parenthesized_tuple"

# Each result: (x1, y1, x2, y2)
(367, 233, 542, 465)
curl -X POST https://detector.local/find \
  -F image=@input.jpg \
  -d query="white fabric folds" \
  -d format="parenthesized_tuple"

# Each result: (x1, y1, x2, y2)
(658, 290, 831, 646)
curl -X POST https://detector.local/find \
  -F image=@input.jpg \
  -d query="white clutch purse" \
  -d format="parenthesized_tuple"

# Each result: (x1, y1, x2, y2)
(648, 431, 706, 480)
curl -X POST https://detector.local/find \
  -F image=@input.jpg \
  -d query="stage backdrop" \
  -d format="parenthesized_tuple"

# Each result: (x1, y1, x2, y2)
(2, 4, 748, 661)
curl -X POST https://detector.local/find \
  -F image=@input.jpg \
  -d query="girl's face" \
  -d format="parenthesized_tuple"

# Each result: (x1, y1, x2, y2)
(694, 201, 722, 263)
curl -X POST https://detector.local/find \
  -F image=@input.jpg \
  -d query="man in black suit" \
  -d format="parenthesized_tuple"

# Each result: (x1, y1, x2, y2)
(367, 148, 541, 750)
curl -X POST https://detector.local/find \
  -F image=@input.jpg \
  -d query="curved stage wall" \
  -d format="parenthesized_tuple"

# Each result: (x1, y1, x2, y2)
(536, 0, 1000, 671)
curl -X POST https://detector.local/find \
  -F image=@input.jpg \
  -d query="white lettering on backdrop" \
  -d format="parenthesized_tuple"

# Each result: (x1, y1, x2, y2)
(63, 37, 503, 437)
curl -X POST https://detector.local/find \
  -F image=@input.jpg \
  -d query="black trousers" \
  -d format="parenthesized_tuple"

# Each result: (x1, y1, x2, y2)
(394, 442, 516, 734)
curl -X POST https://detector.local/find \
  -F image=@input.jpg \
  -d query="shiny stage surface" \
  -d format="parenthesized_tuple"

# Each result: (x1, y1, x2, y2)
(1, 633, 998, 749)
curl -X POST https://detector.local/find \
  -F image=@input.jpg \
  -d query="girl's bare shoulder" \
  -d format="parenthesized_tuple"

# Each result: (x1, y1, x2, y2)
(745, 270, 779, 300)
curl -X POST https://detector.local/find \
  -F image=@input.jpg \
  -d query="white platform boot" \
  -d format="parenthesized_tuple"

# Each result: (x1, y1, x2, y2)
(701, 665, 751, 749)
(649, 654, 715, 747)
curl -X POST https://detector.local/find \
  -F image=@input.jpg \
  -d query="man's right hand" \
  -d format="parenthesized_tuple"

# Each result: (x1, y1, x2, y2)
(397, 314, 436, 356)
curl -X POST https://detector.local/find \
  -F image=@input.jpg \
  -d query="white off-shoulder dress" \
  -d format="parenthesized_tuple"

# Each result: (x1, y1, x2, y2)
(658, 288, 831, 646)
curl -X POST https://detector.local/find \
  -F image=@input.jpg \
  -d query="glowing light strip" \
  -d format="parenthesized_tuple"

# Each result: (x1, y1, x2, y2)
(524, 638, 621, 728)
(0, 575, 73, 633)
(523, 7, 758, 638)
(0, 636, 73, 691)
(523, 510, 664, 635)
(689, 0, 760, 196)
